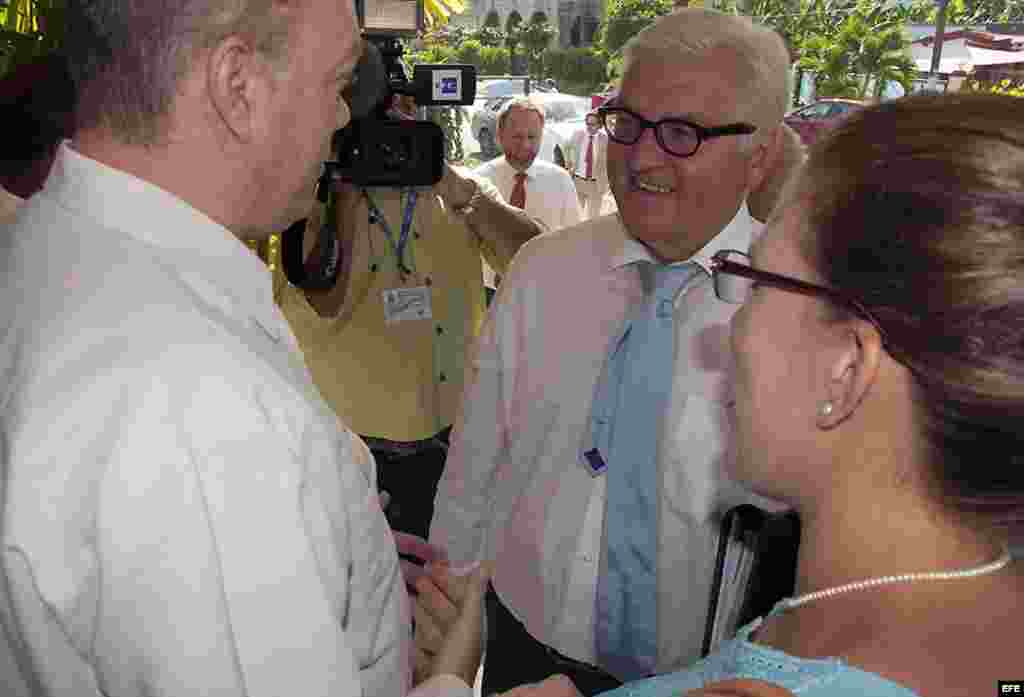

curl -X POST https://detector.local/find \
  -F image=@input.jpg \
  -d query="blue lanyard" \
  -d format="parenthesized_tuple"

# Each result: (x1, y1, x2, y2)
(364, 188, 419, 277)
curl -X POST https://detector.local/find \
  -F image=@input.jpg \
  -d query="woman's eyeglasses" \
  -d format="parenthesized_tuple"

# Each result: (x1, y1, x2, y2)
(709, 249, 888, 344)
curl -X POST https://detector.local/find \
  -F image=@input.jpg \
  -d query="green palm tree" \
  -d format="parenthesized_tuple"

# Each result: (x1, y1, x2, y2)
(855, 23, 915, 98)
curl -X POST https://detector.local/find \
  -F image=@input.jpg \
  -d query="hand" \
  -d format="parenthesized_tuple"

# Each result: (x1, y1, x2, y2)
(378, 491, 448, 588)
(687, 678, 798, 697)
(412, 560, 491, 686)
(495, 675, 582, 697)
(437, 162, 478, 210)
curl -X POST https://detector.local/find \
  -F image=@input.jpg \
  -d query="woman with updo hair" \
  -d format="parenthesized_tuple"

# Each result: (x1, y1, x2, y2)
(480, 93, 1024, 697)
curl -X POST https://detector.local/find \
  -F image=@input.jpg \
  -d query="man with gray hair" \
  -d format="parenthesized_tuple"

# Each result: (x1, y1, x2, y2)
(0, 1, 486, 695)
(424, 8, 791, 694)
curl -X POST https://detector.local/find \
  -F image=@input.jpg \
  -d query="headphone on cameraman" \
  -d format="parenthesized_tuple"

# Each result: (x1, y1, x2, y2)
(281, 41, 389, 291)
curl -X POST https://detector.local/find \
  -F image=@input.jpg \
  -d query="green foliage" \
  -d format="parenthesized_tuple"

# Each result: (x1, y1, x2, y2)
(960, 76, 1024, 96)
(544, 47, 609, 94)
(479, 45, 512, 75)
(1, 0, 65, 79)
(456, 38, 484, 66)
(519, 15, 557, 79)
(472, 24, 506, 48)
(505, 12, 523, 55)
(901, 0, 1024, 25)
(596, 0, 673, 56)
(407, 43, 458, 65)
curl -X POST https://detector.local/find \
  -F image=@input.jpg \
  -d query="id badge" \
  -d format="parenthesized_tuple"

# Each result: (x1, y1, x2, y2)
(383, 286, 433, 324)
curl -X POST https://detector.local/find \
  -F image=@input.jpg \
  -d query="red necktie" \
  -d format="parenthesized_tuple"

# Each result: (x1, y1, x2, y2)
(585, 134, 594, 179)
(510, 172, 527, 209)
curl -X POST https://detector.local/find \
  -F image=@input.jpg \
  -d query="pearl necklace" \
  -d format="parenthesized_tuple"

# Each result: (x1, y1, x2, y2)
(779, 548, 1013, 610)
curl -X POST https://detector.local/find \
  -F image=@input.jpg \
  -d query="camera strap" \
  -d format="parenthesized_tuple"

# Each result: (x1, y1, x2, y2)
(364, 188, 419, 280)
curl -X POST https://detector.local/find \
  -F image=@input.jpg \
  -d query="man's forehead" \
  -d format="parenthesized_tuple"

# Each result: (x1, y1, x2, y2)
(620, 53, 745, 119)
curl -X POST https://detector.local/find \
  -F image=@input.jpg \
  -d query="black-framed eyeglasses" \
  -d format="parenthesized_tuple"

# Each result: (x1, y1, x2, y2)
(710, 249, 889, 344)
(596, 106, 757, 158)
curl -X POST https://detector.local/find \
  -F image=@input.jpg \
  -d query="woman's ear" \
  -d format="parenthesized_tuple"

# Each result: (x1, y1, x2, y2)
(817, 318, 884, 430)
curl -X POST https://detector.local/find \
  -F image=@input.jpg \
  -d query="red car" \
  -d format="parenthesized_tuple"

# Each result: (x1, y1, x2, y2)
(783, 99, 865, 145)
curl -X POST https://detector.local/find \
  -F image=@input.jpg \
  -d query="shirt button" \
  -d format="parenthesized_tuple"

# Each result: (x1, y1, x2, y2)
(439, 372, 447, 382)
(436, 325, 444, 335)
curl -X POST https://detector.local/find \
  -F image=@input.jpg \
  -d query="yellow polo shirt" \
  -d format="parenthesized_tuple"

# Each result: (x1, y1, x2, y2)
(273, 185, 510, 442)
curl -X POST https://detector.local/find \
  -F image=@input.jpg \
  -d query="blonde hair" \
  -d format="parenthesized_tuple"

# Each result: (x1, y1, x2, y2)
(622, 8, 791, 140)
(497, 97, 546, 131)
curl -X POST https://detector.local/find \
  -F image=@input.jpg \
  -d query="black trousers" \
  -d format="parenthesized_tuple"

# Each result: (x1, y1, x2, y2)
(482, 584, 623, 697)
(368, 427, 450, 540)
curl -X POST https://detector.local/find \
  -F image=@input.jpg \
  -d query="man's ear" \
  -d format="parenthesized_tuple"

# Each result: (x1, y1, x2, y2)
(206, 36, 265, 144)
(818, 319, 885, 430)
(745, 124, 783, 196)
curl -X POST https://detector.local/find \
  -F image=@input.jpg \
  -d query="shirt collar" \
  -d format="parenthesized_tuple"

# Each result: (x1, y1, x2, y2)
(501, 156, 537, 179)
(608, 201, 760, 275)
(47, 142, 283, 342)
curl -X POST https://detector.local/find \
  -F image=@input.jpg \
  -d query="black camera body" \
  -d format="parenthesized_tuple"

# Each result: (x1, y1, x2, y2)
(322, 2, 477, 189)
(286, 1, 478, 290)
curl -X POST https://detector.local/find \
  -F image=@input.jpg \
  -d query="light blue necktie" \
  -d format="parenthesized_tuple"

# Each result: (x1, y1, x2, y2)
(585, 261, 700, 680)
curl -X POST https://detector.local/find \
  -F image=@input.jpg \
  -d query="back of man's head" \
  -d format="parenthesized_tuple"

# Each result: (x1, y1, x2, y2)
(65, 0, 299, 145)
(623, 8, 791, 140)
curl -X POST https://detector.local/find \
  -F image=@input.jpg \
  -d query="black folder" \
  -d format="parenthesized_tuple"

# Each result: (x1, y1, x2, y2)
(701, 504, 801, 657)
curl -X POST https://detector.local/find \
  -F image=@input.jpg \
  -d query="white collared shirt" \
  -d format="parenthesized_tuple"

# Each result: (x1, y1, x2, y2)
(0, 144, 469, 697)
(474, 156, 582, 233)
(433, 206, 781, 674)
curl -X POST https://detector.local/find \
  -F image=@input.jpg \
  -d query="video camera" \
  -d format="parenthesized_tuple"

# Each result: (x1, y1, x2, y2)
(285, 0, 477, 291)
(319, 0, 477, 191)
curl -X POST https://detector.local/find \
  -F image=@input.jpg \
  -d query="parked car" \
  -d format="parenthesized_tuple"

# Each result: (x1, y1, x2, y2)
(783, 98, 865, 145)
(471, 92, 591, 163)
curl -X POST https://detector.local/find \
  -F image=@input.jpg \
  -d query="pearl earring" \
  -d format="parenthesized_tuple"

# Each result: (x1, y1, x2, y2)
(820, 401, 834, 417)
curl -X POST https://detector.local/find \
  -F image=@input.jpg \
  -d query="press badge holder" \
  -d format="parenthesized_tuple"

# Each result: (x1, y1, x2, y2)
(382, 285, 433, 324)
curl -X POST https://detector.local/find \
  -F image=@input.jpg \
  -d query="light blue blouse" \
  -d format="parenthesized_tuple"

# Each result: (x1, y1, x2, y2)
(598, 604, 919, 697)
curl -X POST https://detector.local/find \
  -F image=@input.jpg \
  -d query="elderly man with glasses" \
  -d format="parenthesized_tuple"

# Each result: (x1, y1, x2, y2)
(422, 8, 792, 696)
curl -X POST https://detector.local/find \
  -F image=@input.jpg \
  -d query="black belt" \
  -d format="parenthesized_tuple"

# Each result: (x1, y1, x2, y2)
(362, 428, 450, 457)
(483, 584, 623, 696)
(573, 174, 598, 182)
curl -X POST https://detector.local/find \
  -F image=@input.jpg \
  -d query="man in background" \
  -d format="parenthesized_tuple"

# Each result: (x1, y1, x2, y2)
(567, 111, 610, 221)
(475, 98, 582, 295)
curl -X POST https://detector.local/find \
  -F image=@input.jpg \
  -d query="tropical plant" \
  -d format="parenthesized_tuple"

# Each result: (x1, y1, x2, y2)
(960, 75, 1024, 96)
(595, 0, 674, 57)
(479, 45, 512, 75)
(423, 0, 467, 28)
(544, 46, 608, 95)
(471, 24, 506, 48)
(519, 14, 557, 79)
(1, 0, 65, 78)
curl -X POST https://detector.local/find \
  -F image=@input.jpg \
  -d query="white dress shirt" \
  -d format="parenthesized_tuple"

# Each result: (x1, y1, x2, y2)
(0, 144, 470, 697)
(432, 206, 781, 675)
(474, 156, 582, 234)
